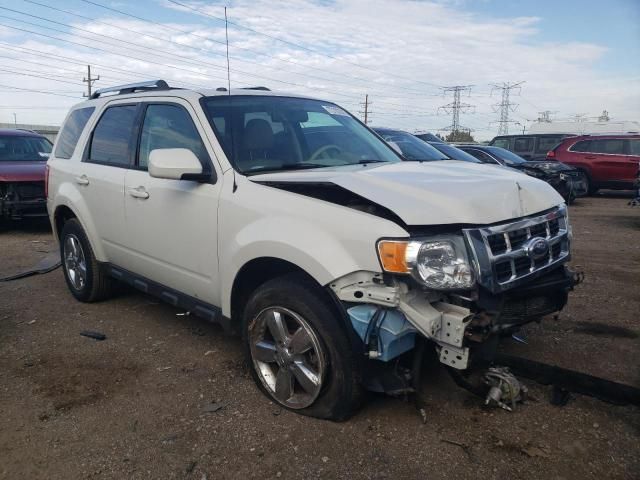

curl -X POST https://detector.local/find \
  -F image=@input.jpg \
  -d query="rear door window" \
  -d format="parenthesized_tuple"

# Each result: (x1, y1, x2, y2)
(54, 107, 95, 159)
(88, 105, 137, 166)
(513, 137, 533, 153)
(628, 139, 640, 156)
(570, 140, 592, 152)
(138, 104, 208, 169)
(465, 149, 497, 164)
(591, 139, 624, 155)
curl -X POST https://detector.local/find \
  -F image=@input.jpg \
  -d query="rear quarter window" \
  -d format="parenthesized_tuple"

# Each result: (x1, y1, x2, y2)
(54, 107, 95, 159)
(491, 138, 510, 149)
(628, 139, 640, 156)
(536, 136, 563, 154)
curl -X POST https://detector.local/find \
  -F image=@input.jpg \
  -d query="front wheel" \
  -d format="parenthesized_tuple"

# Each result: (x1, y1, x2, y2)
(242, 273, 364, 420)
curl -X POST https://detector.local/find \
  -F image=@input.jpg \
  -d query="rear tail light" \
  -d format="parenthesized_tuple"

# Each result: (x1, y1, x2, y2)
(44, 164, 50, 198)
(546, 150, 556, 159)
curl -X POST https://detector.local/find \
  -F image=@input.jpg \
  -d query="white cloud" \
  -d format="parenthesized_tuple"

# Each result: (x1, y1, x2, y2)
(0, 0, 637, 139)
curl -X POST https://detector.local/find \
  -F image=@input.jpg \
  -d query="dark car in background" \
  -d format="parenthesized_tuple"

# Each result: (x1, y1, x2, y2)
(490, 134, 573, 161)
(0, 129, 52, 222)
(458, 144, 587, 203)
(373, 127, 480, 162)
(548, 134, 640, 194)
(411, 133, 483, 163)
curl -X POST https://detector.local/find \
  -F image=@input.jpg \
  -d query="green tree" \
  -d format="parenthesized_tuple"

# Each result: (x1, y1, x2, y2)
(445, 130, 475, 143)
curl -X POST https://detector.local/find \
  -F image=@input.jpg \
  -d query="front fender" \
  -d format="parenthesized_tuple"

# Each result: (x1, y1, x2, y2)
(218, 174, 409, 317)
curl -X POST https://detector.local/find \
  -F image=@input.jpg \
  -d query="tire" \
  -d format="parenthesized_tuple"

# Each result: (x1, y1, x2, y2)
(580, 171, 598, 196)
(59, 218, 114, 302)
(242, 273, 364, 421)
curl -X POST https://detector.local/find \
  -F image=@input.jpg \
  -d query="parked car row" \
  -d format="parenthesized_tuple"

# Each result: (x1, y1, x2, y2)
(489, 133, 640, 195)
(377, 128, 584, 204)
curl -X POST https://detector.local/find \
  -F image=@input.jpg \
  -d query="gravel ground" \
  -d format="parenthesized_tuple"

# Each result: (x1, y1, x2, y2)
(1, 194, 639, 480)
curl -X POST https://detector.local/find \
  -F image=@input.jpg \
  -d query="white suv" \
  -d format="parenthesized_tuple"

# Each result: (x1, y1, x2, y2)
(47, 80, 577, 420)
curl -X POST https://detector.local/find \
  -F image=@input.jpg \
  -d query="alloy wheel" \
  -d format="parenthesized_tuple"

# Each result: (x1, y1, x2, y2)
(63, 234, 87, 291)
(248, 307, 326, 409)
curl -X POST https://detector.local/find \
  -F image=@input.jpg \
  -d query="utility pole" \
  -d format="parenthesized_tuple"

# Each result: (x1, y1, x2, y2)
(490, 81, 524, 135)
(359, 94, 372, 124)
(82, 65, 100, 98)
(438, 85, 474, 138)
(13, 112, 17, 127)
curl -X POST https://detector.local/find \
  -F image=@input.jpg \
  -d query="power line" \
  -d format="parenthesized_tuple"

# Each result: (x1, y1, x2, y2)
(165, 0, 442, 89)
(437, 85, 474, 133)
(63, 0, 437, 98)
(0, 82, 80, 98)
(490, 81, 524, 135)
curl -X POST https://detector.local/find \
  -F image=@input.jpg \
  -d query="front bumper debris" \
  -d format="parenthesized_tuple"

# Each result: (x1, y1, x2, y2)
(0, 182, 47, 220)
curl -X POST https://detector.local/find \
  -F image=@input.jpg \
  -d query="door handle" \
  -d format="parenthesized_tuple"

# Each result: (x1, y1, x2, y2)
(74, 175, 89, 186)
(128, 186, 149, 199)
(584, 155, 597, 160)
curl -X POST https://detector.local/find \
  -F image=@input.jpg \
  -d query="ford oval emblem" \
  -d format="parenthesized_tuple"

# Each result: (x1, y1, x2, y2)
(526, 237, 550, 260)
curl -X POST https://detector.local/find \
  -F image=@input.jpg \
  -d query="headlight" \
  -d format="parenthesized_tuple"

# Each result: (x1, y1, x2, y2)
(377, 236, 475, 290)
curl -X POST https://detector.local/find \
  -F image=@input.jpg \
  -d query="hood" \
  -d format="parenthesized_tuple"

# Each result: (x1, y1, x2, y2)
(250, 160, 564, 226)
(0, 161, 47, 182)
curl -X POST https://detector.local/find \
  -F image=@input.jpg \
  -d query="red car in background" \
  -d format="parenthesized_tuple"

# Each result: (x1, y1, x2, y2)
(548, 134, 640, 195)
(0, 129, 52, 222)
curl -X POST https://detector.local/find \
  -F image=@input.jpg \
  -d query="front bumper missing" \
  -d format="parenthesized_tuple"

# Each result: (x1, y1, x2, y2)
(331, 266, 578, 371)
(0, 182, 47, 220)
(331, 272, 473, 369)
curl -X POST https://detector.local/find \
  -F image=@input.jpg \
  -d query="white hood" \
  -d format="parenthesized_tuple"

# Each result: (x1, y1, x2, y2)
(250, 161, 564, 225)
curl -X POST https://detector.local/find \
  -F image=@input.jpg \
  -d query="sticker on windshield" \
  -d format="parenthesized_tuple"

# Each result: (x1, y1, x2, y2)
(322, 105, 349, 116)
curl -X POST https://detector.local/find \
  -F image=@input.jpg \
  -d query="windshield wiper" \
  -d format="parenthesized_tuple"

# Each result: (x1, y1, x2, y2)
(244, 163, 329, 175)
(354, 159, 387, 164)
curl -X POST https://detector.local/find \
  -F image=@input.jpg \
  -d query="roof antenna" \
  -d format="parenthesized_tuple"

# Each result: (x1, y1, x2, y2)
(225, 6, 238, 193)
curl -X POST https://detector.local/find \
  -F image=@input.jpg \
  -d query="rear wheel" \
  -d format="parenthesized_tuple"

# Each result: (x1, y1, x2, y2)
(60, 218, 114, 302)
(580, 171, 598, 196)
(242, 273, 364, 420)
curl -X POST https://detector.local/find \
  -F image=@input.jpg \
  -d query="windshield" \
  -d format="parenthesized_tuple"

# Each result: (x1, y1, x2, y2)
(375, 130, 448, 161)
(429, 143, 481, 163)
(201, 96, 401, 174)
(0, 135, 52, 162)
(486, 146, 527, 165)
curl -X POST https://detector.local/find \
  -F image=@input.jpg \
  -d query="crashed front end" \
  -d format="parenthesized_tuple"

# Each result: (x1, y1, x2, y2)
(331, 205, 578, 383)
(0, 181, 47, 220)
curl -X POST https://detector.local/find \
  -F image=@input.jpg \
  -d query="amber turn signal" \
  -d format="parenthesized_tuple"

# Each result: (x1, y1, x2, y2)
(377, 240, 409, 273)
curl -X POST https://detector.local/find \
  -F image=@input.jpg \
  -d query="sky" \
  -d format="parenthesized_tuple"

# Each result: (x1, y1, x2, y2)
(0, 0, 638, 140)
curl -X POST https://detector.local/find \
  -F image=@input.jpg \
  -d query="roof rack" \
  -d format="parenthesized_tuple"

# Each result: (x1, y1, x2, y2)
(90, 80, 171, 99)
(239, 86, 271, 91)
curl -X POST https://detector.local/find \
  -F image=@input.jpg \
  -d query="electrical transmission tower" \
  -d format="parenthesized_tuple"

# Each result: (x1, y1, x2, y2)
(490, 81, 524, 135)
(82, 65, 100, 98)
(437, 85, 474, 135)
(537, 110, 557, 123)
(359, 94, 372, 124)
(598, 110, 610, 122)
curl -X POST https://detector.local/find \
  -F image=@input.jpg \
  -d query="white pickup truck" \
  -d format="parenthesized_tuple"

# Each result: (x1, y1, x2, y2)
(47, 81, 577, 420)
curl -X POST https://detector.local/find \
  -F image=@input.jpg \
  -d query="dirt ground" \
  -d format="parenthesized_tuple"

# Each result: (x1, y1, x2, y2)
(1, 194, 639, 480)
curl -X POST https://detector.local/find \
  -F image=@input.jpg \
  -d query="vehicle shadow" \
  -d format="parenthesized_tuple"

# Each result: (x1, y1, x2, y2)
(0, 217, 52, 234)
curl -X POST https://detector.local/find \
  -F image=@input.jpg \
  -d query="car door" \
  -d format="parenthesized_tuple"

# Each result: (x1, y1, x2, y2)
(588, 138, 632, 184)
(123, 100, 222, 305)
(80, 102, 138, 266)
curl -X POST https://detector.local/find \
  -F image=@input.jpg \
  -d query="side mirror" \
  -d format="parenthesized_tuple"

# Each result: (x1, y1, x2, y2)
(148, 148, 206, 181)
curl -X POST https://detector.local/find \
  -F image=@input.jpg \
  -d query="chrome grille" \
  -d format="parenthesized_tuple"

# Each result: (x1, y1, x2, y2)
(463, 206, 570, 293)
